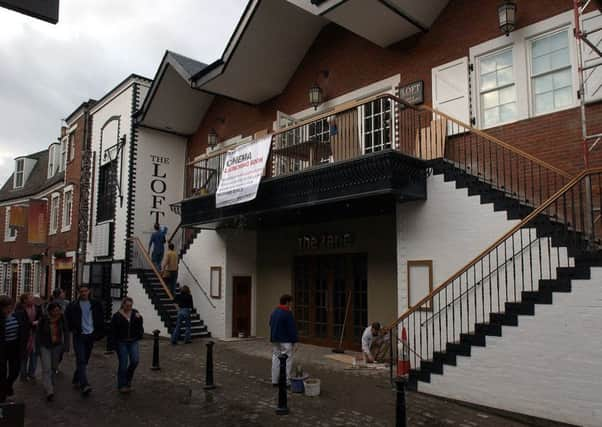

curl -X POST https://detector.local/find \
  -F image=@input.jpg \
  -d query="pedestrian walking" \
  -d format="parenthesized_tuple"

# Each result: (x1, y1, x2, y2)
(111, 297, 143, 393)
(64, 285, 104, 396)
(148, 223, 166, 272)
(50, 288, 70, 366)
(269, 294, 298, 387)
(37, 302, 67, 401)
(0, 296, 29, 403)
(171, 285, 193, 345)
(16, 292, 42, 381)
(162, 243, 179, 296)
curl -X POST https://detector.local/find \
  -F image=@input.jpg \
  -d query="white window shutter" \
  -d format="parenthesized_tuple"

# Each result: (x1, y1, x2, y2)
(582, 11, 602, 104)
(432, 57, 471, 133)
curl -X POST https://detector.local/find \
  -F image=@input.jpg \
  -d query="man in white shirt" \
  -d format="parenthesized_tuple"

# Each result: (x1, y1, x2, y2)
(361, 322, 382, 363)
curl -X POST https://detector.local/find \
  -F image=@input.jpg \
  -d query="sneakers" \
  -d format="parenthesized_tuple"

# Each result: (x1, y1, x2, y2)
(81, 385, 92, 396)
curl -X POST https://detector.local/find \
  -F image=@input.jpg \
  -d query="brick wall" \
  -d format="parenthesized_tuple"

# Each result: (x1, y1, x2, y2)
(188, 0, 601, 176)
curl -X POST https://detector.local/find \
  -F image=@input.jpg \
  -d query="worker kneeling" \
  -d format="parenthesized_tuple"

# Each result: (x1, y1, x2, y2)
(361, 322, 388, 363)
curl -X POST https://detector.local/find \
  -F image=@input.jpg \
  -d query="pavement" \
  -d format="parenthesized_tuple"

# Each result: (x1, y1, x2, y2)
(10, 337, 559, 427)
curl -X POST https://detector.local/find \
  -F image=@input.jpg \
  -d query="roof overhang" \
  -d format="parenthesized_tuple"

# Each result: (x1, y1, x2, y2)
(289, 0, 450, 47)
(192, 0, 327, 104)
(138, 51, 214, 136)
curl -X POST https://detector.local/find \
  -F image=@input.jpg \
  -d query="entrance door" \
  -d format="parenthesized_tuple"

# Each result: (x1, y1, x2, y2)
(10, 264, 18, 299)
(294, 254, 367, 350)
(56, 269, 73, 300)
(232, 276, 252, 337)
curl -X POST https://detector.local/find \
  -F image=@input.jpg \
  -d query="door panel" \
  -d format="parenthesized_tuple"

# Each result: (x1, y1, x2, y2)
(432, 57, 470, 134)
(232, 276, 252, 337)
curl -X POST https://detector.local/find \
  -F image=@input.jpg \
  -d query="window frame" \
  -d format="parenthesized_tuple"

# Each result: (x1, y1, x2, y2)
(68, 131, 76, 162)
(477, 47, 518, 128)
(62, 186, 73, 232)
(21, 261, 33, 294)
(49, 193, 61, 235)
(469, 11, 578, 130)
(4, 206, 17, 242)
(14, 159, 25, 189)
(59, 138, 67, 172)
(96, 160, 117, 224)
(359, 97, 395, 154)
(48, 144, 57, 178)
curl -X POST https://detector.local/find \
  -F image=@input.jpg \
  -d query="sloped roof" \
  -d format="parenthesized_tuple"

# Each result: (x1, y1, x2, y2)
(0, 149, 64, 202)
(167, 51, 207, 79)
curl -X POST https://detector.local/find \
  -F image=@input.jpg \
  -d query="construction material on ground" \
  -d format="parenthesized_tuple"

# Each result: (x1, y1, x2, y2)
(332, 290, 352, 354)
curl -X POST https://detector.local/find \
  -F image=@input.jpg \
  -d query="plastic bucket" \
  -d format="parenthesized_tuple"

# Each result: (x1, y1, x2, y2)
(304, 378, 321, 397)
(290, 376, 307, 393)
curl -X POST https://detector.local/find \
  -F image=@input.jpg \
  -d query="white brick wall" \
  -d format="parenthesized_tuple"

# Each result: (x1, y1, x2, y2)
(127, 274, 168, 337)
(419, 267, 602, 427)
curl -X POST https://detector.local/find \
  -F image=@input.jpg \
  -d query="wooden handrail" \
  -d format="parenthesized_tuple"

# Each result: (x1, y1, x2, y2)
(388, 167, 602, 330)
(187, 93, 572, 180)
(129, 237, 174, 300)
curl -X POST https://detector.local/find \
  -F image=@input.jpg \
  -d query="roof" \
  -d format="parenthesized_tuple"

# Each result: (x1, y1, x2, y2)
(64, 99, 97, 125)
(90, 73, 152, 116)
(167, 51, 207, 79)
(0, 149, 65, 203)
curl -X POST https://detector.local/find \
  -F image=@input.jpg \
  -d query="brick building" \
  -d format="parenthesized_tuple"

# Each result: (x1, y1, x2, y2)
(0, 100, 95, 299)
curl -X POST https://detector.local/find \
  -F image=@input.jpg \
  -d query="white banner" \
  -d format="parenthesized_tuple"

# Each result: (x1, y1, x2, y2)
(215, 135, 272, 208)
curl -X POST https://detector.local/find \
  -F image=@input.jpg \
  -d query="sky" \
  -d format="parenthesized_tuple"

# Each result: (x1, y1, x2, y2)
(0, 0, 247, 184)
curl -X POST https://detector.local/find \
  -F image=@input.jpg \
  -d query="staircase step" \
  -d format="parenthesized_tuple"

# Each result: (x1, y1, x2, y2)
(505, 301, 535, 316)
(556, 266, 590, 280)
(475, 322, 502, 337)
(433, 351, 456, 366)
(409, 368, 430, 384)
(460, 333, 485, 347)
(420, 359, 443, 375)
(490, 312, 518, 326)
(522, 290, 552, 304)
(446, 342, 471, 357)
(539, 278, 571, 293)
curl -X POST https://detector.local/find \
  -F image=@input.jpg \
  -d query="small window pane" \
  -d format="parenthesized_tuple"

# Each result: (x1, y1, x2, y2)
(534, 74, 553, 94)
(500, 103, 517, 122)
(499, 86, 515, 104)
(553, 68, 571, 88)
(535, 91, 554, 114)
(555, 86, 572, 108)
(480, 72, 497, 91)
(551, 49, 570, 69)
(482, 91, 499, 109)
(497, 66, 514, 86)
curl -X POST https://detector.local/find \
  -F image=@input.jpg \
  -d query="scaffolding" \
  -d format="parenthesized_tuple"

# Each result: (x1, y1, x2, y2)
(574, 0, 602, 167)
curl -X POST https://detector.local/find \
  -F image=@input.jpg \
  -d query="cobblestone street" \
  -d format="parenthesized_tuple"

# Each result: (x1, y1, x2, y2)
(8, 337, 559, 427)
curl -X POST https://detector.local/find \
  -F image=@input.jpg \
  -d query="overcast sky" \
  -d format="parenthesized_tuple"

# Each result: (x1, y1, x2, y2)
(0, 0, 246, 184)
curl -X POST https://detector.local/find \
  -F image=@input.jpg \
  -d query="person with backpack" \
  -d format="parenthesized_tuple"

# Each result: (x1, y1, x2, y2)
(148, 223, 166, 272)
(110, 297, 143, 393)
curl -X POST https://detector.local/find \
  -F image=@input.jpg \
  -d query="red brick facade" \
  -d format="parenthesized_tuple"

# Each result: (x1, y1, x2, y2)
(188, 0, 601, 177)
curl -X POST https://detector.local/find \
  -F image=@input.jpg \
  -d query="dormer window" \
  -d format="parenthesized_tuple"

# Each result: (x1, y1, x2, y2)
(14, 159, 24, 189)
(48, 144, 57, 178)
(59, 138, 67, 172)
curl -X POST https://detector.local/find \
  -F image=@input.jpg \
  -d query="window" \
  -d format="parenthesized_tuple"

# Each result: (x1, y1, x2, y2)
(48, 144, 56, 178)
(97, 160, 117, 223)
(530, 30, 573, 115)
(59, 139, 67, 172)
(49, 193, 60, 234)
(362, 98, 392, 153)
(14, 159, 24, 188)
(479, 48, 517, 127)
(62, 189, 73, 231)
(0, 263, 8, 294)
(4, 207, 17, 242)
(22, 262, 32, 294)
(68, 132, 76, 162)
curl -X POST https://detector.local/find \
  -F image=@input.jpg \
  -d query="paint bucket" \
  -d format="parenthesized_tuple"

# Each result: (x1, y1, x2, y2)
(304, 378, 321, 397)
(290, 375, 308, 393)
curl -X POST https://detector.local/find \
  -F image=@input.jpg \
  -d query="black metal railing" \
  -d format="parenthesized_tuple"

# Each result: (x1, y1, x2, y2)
(388, 169, 602, 378)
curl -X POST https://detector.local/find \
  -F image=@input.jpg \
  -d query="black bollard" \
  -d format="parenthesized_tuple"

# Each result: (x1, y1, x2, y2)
(275, 353, 289, 415)
(204, 341, 216, 390)
(395, 377, 407, 427)
(151, 329, 161, 371)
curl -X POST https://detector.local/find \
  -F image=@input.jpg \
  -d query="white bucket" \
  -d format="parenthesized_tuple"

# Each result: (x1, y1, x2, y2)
(304, 378, 321, 397)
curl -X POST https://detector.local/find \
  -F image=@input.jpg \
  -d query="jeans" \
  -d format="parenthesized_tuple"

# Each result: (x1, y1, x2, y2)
(151, 251, 164, 272)
(116, 341, 139, 389)
(271, 343, 293, 385)
(39, 345, 63, 395)
(0, 341, 21, 402)
(20, 344, 37, 379)
(171, 308, 191, 343)
(167, 270, 178, 296)
(72, 334, 94, 389)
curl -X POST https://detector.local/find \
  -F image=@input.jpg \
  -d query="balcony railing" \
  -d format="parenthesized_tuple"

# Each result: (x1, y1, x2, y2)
(186, 94, 572, 207)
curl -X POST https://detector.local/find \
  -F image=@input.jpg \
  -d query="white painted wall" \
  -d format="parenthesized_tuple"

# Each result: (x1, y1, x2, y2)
(178, 230, 227, 338)
(127, 273, 169, 336)
(419, 267, 602, 427)
(134, 128, 186, 244)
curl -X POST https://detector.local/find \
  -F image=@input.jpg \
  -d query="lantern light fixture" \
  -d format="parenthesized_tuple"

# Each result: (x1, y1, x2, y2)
(208, 128, 218, 148)
(309, 83, 323, 110)
(498, 0, 517, 36)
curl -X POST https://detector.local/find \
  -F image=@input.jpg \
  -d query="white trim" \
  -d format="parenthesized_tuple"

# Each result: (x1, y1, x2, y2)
(470, 10, 577, 129)
(61, 185, 74, 232)
(49, 192, 61, 235)
(68, 123, 78, 133)
(89, 76, 151, 116)
(13, 158, 25, 189)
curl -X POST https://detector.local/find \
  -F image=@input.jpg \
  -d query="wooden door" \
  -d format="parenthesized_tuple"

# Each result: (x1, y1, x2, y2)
(232, 276, 252, 337)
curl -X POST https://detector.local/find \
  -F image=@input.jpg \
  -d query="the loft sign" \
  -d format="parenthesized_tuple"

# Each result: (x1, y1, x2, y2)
(399, 80, 424, 107)
(149, 154, 169, 224)
(297, 233, 354, 251)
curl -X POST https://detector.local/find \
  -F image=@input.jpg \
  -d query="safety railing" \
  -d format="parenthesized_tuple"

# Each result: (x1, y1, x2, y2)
(129, 236, 174, 300)
(184, 93, 572, 210)
(388, 168, 602, 377)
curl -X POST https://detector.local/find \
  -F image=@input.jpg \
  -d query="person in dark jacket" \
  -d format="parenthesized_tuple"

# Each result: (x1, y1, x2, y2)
(37, 302, 67, 401)
(111, 297, 143, 393)
(0, 295, 30, 402)
(269, 294, 298, 386)
(171, 285, 193, 345)
(15, 292, 42, 381)
(64, 285, 104, 396)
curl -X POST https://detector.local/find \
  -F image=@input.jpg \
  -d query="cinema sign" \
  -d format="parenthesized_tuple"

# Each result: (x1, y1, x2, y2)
(0, 0, 59, 24)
